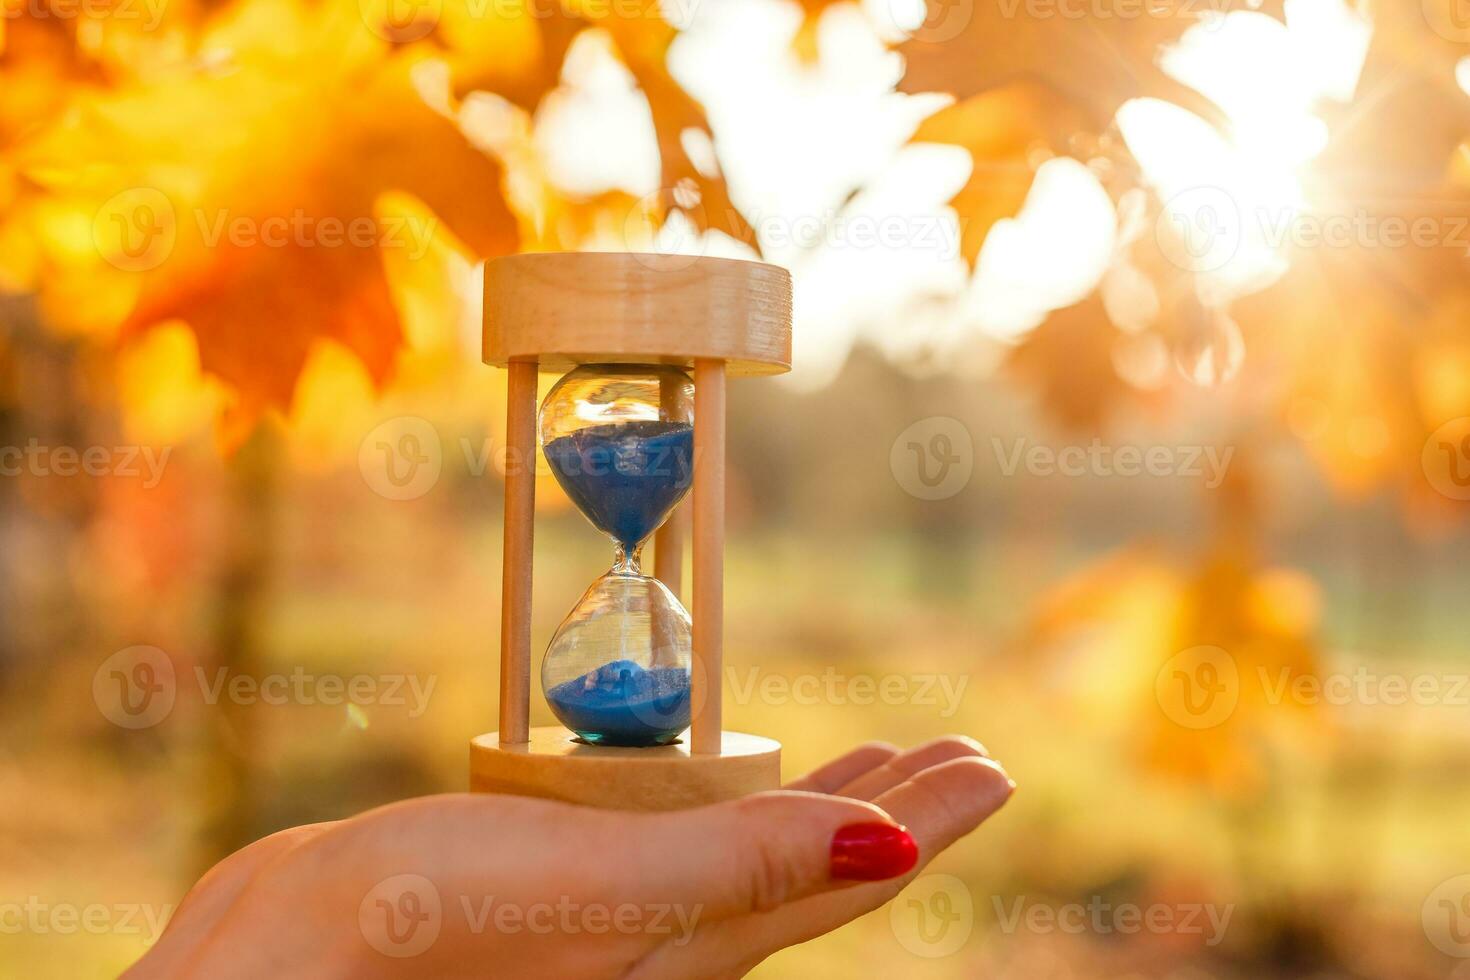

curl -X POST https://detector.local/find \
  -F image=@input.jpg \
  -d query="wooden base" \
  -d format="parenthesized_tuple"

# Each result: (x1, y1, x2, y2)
(469, 727, 781, 811)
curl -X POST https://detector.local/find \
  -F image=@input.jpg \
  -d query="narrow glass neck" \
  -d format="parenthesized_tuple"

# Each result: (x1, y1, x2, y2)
(611, 541, 645, 576)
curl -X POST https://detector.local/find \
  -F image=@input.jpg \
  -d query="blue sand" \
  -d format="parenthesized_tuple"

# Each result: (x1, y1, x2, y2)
(542, 420, 693, 549)
(546, 659, 691, 747)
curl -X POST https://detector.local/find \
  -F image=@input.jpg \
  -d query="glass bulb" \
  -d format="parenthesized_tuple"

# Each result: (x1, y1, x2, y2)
(538, 364, 695, 746)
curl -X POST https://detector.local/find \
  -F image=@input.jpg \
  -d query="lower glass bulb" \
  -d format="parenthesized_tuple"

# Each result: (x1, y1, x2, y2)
(541, 570, 692, 746)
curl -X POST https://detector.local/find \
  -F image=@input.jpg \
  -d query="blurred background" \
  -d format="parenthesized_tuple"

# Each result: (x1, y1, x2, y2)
(4, 0, 1470, 975)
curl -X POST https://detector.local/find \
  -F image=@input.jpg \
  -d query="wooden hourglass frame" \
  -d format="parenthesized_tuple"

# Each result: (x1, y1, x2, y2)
(469, 252, 790, 810)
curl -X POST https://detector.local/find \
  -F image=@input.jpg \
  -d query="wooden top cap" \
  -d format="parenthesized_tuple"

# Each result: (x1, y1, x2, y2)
(483, 252, 792, 376)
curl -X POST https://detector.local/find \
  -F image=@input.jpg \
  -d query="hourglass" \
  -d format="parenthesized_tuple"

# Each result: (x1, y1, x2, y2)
(538, 363, 694, 747)
(470, 252, 791, 810)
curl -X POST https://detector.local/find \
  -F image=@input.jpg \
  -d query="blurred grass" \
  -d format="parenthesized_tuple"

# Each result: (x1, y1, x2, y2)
(4, 487, 1470, 976)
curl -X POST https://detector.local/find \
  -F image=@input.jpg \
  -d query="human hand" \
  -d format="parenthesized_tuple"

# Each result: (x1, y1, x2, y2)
(129, 736, 1013, 978)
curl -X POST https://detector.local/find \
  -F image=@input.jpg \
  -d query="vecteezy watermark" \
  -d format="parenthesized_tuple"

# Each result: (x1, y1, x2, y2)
(359, 417, 443, 502)
(890, 874, 974, 958)
(1422, 417, 1470, 501)
(991, 437, 1234, 488)
(1424, 874, 1470, 958)
(93, 187, 178, 273)
(992, 895, 1234, 946)
(1, 0, 169, 29)
(0, 897, 174, 945)
(197, 666, 437, 718)
(727, 667, 969, 719)
(93, 190, 438, 272)
(357, 0, 685, 43)
(883, 0, 976, 43)
(1259, 665, 1470, 709)
(891, 418, 1233, 499)
(744, 208, 962, 261)
(361, 418, 698, 502)
(890, 417, 975, 501)
(1157, 187, 1470, 274)
(358, 875, 702, 958)
(0, 440, 171, 488)
(1156, 646, 1470, 730)
(194, 209, 437, 260)
(994, 0, 1231, 24)
(888, 876, 1233, 958)
(360, 875, 443, 958)
(93, 646, 438, 729)
(94, 646, 178, 730)
(1422, 0, 1470, 43)
(1155, 645, 1240, 730)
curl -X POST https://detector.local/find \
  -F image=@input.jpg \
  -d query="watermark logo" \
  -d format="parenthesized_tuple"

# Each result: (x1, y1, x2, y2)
(1423, 0, 1470, 42)
(890, 416, 974, 501)
(1423, 417, 1470, 501)
(94, 188, 177, 272)
(1155, 645, 1239, 730)
(1157, 186, 1470, 273)
(888, 0, 975, 42)
(1156, 186, 1242, 274)
(359, 416, 443, 501)
(623, 185, 708, 271)
(360, 874, 443, 958)
(1424, 874, 1470, 958)
(891, 874, 973, 958)
(358, 878, 702, 957)
(94, 646, 438, 727)
(93, 646, 177, 730)
(359, 0, 441, 41)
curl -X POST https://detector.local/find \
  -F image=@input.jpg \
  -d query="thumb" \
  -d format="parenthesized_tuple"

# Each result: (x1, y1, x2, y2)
(620, 791, 918, 922)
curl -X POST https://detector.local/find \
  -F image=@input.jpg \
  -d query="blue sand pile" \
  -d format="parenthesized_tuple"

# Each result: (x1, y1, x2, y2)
(542, 420, 694, 549)
(546, 659, 691, 746)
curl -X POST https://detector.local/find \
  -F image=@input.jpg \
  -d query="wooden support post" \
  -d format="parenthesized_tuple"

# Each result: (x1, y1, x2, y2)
(499, 360, 537, 745)
(691, 359, 725, 755)
(654, 507, 685, 601)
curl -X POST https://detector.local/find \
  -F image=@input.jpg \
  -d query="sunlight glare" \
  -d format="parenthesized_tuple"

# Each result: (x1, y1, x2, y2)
(1124, 0, 1371, 301)
(669, 0, 961, 386)
(536, 30, 661, 197)
(965, 157, 1116, 341)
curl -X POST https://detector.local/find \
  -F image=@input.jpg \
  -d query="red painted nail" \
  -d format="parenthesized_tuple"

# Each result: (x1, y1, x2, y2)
(830, 822, 918, 881)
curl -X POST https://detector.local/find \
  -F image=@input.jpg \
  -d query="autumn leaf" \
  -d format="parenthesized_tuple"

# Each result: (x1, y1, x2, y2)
(1007, 294, 1146, 431)
(912, 82, 1083, 265)
(6, 0, 519, 432)
(896, 0, 1284, 131)
(1024, 539, 1324, 797)
(444, 0, 757, 248)
(593, 12, 757, 249)
(894, 0, 1286, 275)
(4, 0, 760, 442)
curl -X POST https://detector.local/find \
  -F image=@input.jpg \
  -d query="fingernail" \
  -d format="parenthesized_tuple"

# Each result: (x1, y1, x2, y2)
(830, 822, 919, 881)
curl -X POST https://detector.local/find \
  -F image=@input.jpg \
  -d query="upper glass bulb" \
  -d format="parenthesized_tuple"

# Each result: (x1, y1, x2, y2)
(538, 364, 695, 551)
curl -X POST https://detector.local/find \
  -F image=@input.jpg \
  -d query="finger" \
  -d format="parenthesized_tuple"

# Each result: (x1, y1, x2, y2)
(626, 790, 918, 922)
(630, 756, 1013, 979)
(169, 822, 336, 928)
(783, 742, 900, 794)
(776, 756, 1015, 930)
(835, 735, 989, 801)
(129, 822, 335, 978)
